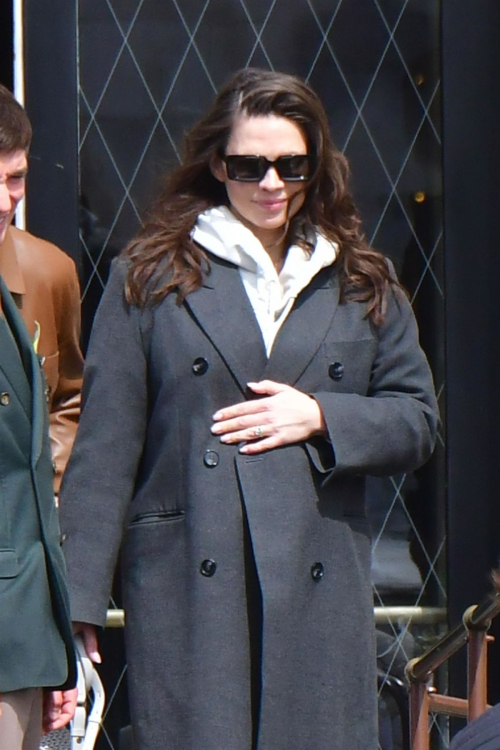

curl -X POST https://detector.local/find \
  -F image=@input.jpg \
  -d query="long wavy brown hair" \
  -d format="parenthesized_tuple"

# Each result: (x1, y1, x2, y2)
(125, 68, 397, 324)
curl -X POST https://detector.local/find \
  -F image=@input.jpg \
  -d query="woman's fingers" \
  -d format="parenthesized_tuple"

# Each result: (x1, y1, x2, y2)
(212, 398, 267, 424)
(212, 412, 269, 439)
(72, 621, 102, 664)
(211, 381, 326, 451)
(246, 380, 289, 396)
(219, 420, 273, 445)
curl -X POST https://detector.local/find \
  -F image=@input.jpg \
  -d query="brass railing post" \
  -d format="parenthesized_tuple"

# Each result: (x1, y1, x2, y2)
(407, 661, 431, 750)
(405, 574, 500, 748)
(464, 605, 490, 721)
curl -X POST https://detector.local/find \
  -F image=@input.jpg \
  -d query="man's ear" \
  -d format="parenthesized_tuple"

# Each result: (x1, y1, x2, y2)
(210, 155, 226, 183)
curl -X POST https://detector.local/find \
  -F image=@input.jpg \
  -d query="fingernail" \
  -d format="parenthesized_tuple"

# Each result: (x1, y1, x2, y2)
(212, 411, 222, 420)
(210, 424, 219, 434)
(220, 435, 230, 444)
(239, 445, 249, 454)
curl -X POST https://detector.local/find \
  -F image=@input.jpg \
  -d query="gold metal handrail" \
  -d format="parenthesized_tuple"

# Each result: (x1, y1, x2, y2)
(104, 605, 448, 629)
(105, 609, 125, 628)
(405, 572, 500, 750)
(375, 606, 447, 626)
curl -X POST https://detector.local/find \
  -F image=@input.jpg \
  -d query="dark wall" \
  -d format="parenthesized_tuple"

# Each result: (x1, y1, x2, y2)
(0, 3, 13, 88)
(0, 2, 78, 261)
(443, 0, 500, 703)
(22, 0, 79, 262)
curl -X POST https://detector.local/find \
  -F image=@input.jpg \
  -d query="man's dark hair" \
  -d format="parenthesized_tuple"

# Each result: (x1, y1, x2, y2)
(0, 83, 32, 152)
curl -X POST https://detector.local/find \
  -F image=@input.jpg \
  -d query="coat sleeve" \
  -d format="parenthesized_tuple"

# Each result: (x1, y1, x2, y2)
(306, 286, 439, 479)
(59, 260, 149, 626)
(48, 253, 84, 493)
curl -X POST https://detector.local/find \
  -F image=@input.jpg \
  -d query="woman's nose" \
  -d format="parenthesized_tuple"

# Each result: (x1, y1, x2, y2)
(259, 166, 284, 190)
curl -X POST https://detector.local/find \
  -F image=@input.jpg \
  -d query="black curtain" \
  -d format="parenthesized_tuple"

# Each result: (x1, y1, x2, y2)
(22, 0, 79, 263)
(443, 0, 500, 705)
(0, 3, 13, 88)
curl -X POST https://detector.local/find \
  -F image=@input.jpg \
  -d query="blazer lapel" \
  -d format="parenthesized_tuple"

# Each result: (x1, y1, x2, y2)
(0, 276, 32, 419)
(0, 275, 45, 464)
(263, 266, 340, 385)
(184, 256, 268, 394)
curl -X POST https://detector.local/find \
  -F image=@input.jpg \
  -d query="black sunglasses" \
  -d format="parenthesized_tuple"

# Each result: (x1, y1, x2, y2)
(223, 154, 314, 182)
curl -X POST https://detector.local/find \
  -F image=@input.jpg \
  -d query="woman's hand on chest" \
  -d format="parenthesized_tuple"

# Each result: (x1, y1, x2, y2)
(210, 379, 327, 453)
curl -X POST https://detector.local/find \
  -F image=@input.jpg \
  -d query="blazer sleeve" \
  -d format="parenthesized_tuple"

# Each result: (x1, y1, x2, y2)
(59, 260, 149, 626)
(49, 254, 84, 493)
(306, 285, 439, 479)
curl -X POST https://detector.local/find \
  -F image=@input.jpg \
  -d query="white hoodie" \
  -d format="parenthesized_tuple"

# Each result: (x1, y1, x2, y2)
(192, 206, 337, 356)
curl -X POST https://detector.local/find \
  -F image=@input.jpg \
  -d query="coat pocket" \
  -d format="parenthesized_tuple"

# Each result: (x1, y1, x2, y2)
(128, 510, 185, 528)
(0, 549, 19, 578)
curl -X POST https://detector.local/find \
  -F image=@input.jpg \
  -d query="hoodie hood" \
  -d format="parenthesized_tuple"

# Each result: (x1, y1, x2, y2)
(192, 206, 337, 355)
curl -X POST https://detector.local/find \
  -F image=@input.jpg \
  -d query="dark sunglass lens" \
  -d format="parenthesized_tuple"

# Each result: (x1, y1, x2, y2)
(225, 156, 262, 181)
(225, 154, 312, 181)
(277, 155, 312, 180)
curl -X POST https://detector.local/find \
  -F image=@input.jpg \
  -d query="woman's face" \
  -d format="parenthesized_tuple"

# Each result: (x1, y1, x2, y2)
(213, 114, 309, 248)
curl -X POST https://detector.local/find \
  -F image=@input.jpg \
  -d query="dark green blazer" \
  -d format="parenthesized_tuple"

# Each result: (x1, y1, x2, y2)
(0, 275, 75, 692)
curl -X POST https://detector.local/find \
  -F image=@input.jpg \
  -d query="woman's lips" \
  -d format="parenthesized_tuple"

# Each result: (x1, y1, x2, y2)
(257, 199, 286, 211)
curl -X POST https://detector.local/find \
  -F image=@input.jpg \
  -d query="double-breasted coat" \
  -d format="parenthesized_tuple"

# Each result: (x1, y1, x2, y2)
(60, 254, 438, 750)
(0, 276, 75, 694)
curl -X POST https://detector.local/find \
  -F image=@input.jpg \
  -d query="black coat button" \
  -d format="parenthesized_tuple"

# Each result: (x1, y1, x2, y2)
(204, 450, 219, 468)
(328, 362, 344, 380)
(311, 562, 324, 581)
(200, 559, 217, 577)
(0, 392, 10, 406)
(192, 357, 209, 376)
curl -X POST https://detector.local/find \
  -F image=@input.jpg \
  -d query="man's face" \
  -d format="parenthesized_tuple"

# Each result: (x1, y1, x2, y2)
(0, 150, 28, 245)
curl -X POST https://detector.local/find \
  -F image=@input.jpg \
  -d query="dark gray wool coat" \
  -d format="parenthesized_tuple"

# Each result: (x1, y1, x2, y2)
(60, 255, 438, 750)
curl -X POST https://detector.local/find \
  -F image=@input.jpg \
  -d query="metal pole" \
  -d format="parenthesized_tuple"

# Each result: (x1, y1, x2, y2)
(428, 694, 469, 718)
(467, 628, 490, 721)
(12, 0, 26, 231)
(408, 674, 430, 750)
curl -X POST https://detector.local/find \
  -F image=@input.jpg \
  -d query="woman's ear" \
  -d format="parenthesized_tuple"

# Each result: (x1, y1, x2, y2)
(210, 155, 226, 183)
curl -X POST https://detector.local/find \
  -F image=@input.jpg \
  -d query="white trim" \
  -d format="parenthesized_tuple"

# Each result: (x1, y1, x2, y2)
(13, 0, 26, 231)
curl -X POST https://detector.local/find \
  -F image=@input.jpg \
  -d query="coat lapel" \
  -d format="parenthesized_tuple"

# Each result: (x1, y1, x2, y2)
(0, 276, 32, 418)
(184, 256, 268, 394)
(263, 266, 340, 385)
(0, 275, 44, 464)
(185, 258, 340, 391)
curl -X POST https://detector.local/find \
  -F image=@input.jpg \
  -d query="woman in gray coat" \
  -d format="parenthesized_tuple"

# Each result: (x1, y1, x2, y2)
(60, 68, 438, 750)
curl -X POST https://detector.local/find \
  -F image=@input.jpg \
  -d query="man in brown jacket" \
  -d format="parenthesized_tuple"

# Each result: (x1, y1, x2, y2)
(0, 83, 83, 494)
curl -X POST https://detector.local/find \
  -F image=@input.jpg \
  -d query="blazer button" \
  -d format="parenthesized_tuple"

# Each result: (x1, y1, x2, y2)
(192, 357, 209, 376)
(0, 392, 10, 406)
(200, 559, 217, 577)
(204, 450, 219, 468)
(328, 362, 344, 381)
(311, 562, 324, 582)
